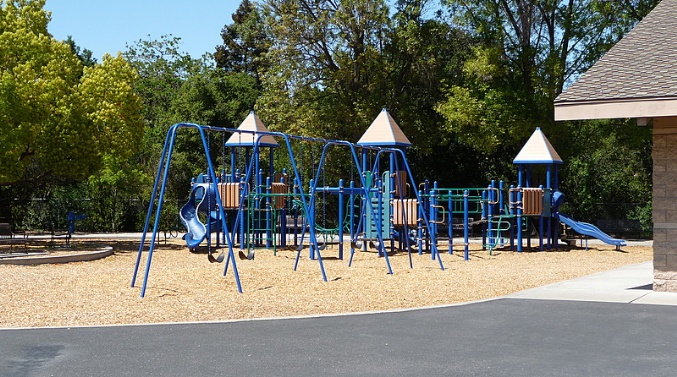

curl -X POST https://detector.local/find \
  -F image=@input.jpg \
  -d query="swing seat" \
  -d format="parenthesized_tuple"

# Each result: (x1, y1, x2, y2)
(239, 250, 255, 260)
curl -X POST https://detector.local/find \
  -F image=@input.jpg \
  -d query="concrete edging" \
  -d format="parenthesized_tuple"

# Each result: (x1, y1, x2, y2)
(0, 247, 114, 265)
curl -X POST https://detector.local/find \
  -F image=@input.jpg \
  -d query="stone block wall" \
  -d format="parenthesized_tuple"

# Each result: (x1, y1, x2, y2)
(653, 117, 677, 291)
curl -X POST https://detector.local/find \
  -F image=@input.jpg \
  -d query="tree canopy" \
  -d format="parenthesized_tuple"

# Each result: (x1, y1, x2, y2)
(0, 0, 143, 186)
(0, 0, 659, 232)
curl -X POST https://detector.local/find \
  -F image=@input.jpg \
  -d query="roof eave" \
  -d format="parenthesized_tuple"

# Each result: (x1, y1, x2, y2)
(554, 97, 677, 121)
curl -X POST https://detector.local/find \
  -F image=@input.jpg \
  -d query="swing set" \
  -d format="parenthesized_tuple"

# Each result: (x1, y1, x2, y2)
(131, 110, 456, 298)
(129, 123, 415, 297)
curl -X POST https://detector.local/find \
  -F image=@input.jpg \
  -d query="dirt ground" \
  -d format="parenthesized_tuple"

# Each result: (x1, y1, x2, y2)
(0, 238, 652, 329)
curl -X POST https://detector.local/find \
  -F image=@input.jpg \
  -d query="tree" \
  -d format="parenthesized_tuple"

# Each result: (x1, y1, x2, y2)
(125, 35, 260, 205)
(65, 35, 96, 67)
(436, 0, 658, 181)
(259, 0, 392, 139)
(215, 0, 270, 86)
(0, 0, 144, 186)
(383, 1, 477, 184)
(559, 119, 652, 232)
(256, 0, 478, 186)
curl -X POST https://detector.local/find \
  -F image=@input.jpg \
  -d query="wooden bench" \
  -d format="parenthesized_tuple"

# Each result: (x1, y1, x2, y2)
(0, 223, 28, 252)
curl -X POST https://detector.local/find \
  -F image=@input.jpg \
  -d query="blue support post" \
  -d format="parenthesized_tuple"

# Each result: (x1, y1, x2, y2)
(546, 167, 552, 250)
(539, 185, 545, 251)
(430, 186, 437, 260)
(481, 190, 487, 250)
(230, 147, 236, 182)
(205, 176, 212, 252)
(350, 180, 355, 244)
(309, 178, 316, 260)
(517, 188, 523, 252)
(376, 176, 384, 257)
(487, 182, 494, 247)
(338, 179, 344, 260)
(499, 180, 505, 215)
(239, 175, 246, 252)
(417, 189, 424, 254)
(265, 176, 272, 249)
(509, 185, 515, 251)
(464, 190, 469, 260)
(526, 166, 531, 188)
(517, 165, 523, 187)
(423, 180, 429, 253)
(362, 149, 368, 178)
(448, 191, 453, 254)
(389, 170, 395, 252)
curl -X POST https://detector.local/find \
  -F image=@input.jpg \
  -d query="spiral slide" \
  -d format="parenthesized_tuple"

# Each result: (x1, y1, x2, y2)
(179, 184, 217, 249)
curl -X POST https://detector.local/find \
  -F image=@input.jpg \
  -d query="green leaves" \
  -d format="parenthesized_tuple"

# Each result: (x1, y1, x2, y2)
(559, 119, 652, 224)
(0, 0, 145, 185)
(79, 53, 144, 161)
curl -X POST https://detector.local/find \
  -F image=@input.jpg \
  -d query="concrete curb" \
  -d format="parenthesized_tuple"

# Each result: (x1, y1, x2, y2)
(0, 246, 114, 265)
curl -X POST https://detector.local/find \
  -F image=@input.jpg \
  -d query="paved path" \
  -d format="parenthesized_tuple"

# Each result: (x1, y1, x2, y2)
(3, 261, 677, 376)
(509, 261, 677, 305)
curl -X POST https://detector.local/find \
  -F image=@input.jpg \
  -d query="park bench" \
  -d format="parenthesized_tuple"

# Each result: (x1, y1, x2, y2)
(49, 223, 71, 247)
(0, 223, 28, 252)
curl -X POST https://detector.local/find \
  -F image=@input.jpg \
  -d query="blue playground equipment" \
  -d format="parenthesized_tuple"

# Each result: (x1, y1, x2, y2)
(407, 127, 627, 256)
(180, 174, 224, 251)
(552, 191, 626, 250)
(132, 109, 446, 297)
(132, 114, 627, 298)
(476, 128, 626, 253)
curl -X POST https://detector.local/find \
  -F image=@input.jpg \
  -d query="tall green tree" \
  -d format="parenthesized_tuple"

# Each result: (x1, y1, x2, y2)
(0, 0, 144, 185)
(559, 119, 652, 230)
(258, 0, 477, 186)
(65, 35, 96, 67)
(215, 0, 270, 86)
(436, 0, 658, 182)
(259, 0, 391, 140)
(125, 36, 259, 203)
(382, 0, 476, 185)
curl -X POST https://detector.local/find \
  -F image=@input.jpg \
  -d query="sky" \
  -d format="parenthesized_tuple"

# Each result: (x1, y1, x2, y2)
(44, 1, 240, 60)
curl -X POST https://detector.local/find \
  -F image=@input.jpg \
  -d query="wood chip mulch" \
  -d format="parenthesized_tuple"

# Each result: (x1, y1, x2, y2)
(0, 238, 652, 328)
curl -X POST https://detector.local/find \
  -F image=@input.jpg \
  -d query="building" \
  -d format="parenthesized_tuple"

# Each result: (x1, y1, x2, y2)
(554, 0, 677, 291)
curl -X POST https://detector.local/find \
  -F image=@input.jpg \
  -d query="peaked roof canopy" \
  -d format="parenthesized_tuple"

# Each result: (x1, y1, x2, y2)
(357, 108, 412, 147)
(225, 111, 279, 148)
(554, 0, 677, 120)
(513, 128, 563, 165)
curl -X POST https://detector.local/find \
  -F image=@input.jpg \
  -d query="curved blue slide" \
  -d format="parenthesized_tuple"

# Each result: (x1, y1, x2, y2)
(557, 213, 626, 248)
(180, 184, 214, 249)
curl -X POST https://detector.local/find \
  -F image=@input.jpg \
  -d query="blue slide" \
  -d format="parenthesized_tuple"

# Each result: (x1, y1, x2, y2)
(180, 184, 215, 249)
(557, 213, 626, 248)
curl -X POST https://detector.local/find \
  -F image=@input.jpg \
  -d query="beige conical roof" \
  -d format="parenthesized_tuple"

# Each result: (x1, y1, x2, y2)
(225, 111, 279, 147)
(513, 128, 562, 164)
(357, 108, 411, 147)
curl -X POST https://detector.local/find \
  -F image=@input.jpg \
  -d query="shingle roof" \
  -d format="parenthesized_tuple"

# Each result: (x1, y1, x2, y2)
(356, 108, 412, 147)
(225, 111, 279, 147)
(555, 0, 677, 104)
(513, 128, 563, 165)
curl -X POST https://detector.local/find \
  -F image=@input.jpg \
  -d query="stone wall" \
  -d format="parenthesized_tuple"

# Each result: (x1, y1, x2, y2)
(653, 117, 677, 291)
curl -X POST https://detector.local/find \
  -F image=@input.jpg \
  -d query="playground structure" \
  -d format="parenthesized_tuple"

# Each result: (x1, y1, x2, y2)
(132, 112, 627, 298)
(131, 110, 447, 297)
